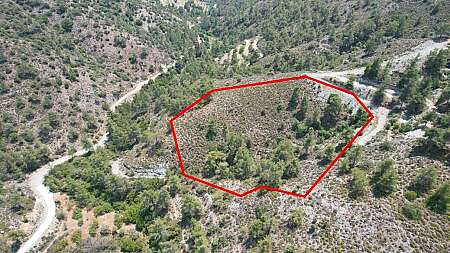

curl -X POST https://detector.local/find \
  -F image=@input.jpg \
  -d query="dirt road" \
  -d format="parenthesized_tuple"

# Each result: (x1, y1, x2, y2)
(310, 39, 448, 146)
(17, 37, 448, 252)
(17, 63, 173, 253)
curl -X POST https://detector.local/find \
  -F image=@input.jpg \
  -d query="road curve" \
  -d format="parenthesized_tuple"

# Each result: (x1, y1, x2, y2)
(17, 64, 173, 253)
(17, 38, 448, 252)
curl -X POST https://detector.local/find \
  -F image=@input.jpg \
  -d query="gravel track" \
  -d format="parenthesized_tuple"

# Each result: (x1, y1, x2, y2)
(17, 63, 174, 253)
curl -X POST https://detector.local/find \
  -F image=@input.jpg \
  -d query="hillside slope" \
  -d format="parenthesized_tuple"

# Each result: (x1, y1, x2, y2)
(0, 0, 178, 181)
(1, 0, 449, 252)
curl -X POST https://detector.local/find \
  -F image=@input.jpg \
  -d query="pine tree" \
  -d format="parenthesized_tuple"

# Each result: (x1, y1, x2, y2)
(424, 49, 449, 78)
(322, 94, 343, 129)
(372, 160, 397, 197)
(182, 195, 203, 224)
(189, 220, 211, 252)
(148, 218, 181, 251)
(288, 88, 300, 111)
(295, 97, 309, 121)
(273, 139, 295, 162)
(303, 136, 316, 156)
(350, 168, 369, 199)
(410, 167, 438, 195)
(398, 60, 420, 99)
(307, 108, 322, 130)
(426, 182, 449, 214)
(204, 151, 227, 178)
(259, 160, 282, 187)
(363, 58, 383, 82)
(232, 146, 257, 180)
(372, 83, 386, 106)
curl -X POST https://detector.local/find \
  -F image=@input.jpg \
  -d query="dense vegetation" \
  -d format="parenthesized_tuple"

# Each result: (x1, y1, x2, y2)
(1, 0, 449, 252)
(364, 48, 450, 162)
(45, 149, 188, 251)
(200, 0, 450, 72)
(0, 0, 194, 180)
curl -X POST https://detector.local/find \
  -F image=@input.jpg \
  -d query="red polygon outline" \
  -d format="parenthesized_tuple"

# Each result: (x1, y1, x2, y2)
(169, 74, 374, 198)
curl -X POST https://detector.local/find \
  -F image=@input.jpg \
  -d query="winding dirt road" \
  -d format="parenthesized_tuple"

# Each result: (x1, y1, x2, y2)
(18, 64, 173, 253)
(17, 38, 448, 252)
(312, 39, 448, 146)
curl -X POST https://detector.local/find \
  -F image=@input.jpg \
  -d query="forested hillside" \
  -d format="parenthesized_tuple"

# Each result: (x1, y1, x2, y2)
(1, 0, 449, 252)
(200, 0, 449, 71)
(0, 0, 185, 180)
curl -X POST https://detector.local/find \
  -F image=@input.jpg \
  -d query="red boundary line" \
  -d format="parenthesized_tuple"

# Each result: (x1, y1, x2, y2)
(169, 74, 374, 198)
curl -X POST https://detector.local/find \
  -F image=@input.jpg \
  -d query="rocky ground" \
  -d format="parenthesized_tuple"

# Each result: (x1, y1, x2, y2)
(174, 78, 363, 193)
(172, 130, 449, 252)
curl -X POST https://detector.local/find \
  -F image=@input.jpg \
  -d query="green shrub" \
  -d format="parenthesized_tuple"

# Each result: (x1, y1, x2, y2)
(56, 211, 65, 220)
(402, 203, 422, 220)
(204, 151, 227, 178)
(350, 168, 369, 199)
(15, 98, 25, 109)
(206, 122, 217, 141)
(16, 64, 38, 80)
(339, 160, 351, 175)
(405, 191, 417, 201)
(118, 235, 145, 252)
(114, 35, 127, 48)
(232, 146, 257, 180)
(288, 207, 304, 229)
(122, 203, 139, 224)
(72, 208, 82, 220)
(181, 195, 203, 224)
(248, 215, 278, 242)
(49, 239, 68, 253)
(147, 218, 181, 251)
(410, 167, 438, 195)
(259, 160, 282, 187)
(282, 158, 300, 180)
(380, 140, 392, 151)
(129, 53, 137, 64)
(322, 145, 335, 163)
(0, 51, 6, 64)
(372, 160, 397, 197)
(347, 146, 362, 167)
(426, 182, 449, 214)
(38, 123, 52, 142)
(0, 83, 8, 94)
(21, 130, 34, 143)
(88, 219, 98, 237)
(273, 139, 295, 162)
(189, 220, 210, 252)
(8, 132, 18, 143)
(256, 236, 273, 253)
(293, 122, 308, 138)
(63, 67, 78, 81)
(42, 97, 53, 109)
(71, 230, 81, 244)
(61, 18, 73, 32)
(140, 50, 148, 59)
(68, 130, 79, 142)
